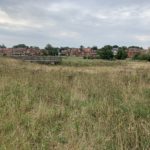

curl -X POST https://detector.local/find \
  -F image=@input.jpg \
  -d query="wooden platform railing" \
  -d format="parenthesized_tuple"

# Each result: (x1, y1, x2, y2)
(10, 56, 62, 64)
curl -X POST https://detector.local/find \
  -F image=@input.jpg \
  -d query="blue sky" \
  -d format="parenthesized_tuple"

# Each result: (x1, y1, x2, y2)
(0, 0, 150, 48)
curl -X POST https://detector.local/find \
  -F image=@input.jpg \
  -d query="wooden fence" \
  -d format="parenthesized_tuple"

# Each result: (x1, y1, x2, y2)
(10, 56, 62, 64)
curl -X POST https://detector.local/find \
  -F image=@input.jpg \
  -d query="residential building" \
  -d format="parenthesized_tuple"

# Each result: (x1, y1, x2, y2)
(127, 48, 143, 58)
(0, 48, 41, 56)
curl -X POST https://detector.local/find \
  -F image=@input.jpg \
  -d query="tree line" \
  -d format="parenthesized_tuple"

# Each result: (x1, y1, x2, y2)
(97, 45, 128, 60)
(1, 43, 149, 61)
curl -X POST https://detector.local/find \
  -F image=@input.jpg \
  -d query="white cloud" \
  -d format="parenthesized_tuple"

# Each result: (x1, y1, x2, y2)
(48, 2, 79, 12)
(0, 9, 43, 29)
(135, 35, 150, 42)
(140, 9, 150, 18)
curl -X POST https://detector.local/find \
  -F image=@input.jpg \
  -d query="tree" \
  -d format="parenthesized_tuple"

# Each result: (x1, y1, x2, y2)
(45, 44, 58, 56)
(30, 46, 40, 49)
(59, 47, 70, 53)
(133, 53, 150, 61)
(13, 44, 29, 48)
(42, 49, 48, 56)
(80, 45, 84, 51)
(128, 46, 143, 49)
(0, 44, 6, 48)
(98, 45, 114, 60)
(113, 45, 119, 48)
(116, 47, 128, 60)
(92, 46, 98, 51)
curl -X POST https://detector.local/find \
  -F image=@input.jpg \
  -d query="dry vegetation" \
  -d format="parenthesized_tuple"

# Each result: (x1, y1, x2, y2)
(0, 57, 150, 150)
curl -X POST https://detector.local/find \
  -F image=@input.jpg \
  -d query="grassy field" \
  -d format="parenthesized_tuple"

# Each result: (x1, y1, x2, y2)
(62, 56, 127, 67)
(0, 57, 150, 150)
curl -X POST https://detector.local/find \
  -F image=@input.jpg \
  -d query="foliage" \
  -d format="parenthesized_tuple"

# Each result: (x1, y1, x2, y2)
(80, 45, 84, 51)
(0, 44, 6, 48)
(98, 45, 114, 60)
(91, 46, 98, 51)
(116, 47, 128, 60)
(83, 55, 100, 60)
(128, 46, 143, 49)
(13, 44, 29, 48)
(133, 53, 150, 61)
(83, 56, 94, 59)
(112, 45, 119, 48)
(30, 46, 40, 49)
(59, 47, 70, 53)
(45, 44, 59, 56)
(42, 49, 49, 56)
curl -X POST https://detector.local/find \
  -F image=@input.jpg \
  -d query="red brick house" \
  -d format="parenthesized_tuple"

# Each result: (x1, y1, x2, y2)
(70, 48, 81, 56)
(127, 48, 143, 58)
(82, 48, 91, 56)
(82, 48, 97, 57)
(0, 48, 13, 56)
(60, 48, 97, 57)
(0, 48, 41, 56)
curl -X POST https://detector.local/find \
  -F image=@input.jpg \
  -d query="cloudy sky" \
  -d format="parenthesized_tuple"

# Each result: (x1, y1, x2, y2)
(0, 0, 150, 48)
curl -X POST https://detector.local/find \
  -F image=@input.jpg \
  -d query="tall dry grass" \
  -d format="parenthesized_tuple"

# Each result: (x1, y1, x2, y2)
(0, 57, 150, 150)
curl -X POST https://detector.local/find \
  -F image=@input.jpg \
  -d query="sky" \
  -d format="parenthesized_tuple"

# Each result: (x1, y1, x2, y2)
(0, 0, 150, 48)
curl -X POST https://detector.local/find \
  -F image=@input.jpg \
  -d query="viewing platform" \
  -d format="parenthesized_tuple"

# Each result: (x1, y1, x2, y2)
(10, 56, 62, 64)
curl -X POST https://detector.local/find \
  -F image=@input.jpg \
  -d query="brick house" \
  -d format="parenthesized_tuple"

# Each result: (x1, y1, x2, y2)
(70, 48, 81, 56)
(127, 48, 143, 58)
(82, 48, 97, 57)
(82, 48, 91, 56)
(0, 48, 41, 56)
(61, 48, 97, 57)
(0, 48, 13, 56)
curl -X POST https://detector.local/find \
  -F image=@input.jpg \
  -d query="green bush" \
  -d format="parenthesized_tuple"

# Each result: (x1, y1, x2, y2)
(115, 48, 128, 60)
(133, 53, 150, 61)
(83, 56, 95, 59)
(97, 45, 114, 60)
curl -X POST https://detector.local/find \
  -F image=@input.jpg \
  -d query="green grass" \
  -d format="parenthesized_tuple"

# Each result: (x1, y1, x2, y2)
(0, 57, 150, 149)
(62, 56, 127, 67)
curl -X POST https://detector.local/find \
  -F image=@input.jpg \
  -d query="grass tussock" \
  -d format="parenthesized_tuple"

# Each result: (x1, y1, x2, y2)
(0, 57, 150, 150)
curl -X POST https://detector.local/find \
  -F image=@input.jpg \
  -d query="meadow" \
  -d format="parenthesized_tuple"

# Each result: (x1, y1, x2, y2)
(0, 57, 150, 150)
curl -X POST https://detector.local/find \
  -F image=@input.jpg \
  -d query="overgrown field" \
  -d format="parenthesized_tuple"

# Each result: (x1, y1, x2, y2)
(0, 57, 150, 150)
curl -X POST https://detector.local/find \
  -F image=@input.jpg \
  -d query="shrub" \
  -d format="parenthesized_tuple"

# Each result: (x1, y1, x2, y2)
(133, 53, 150, 61)
(116, 48, 128, 60)
(98, 45, 114, 60)
(83, 56, 94, 59)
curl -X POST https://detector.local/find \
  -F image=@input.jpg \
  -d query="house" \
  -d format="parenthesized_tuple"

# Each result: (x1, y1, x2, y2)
(60, 47, 97, 57)
(70, 48, 81, 56)
(26, 48, 41, 56)
(0, 48, 13, 56)
(146, 48, 150, 54)
(0, 48, 4, 55)
(82, 48, 91, 56)
(60, 49, 70, 56)
(0, 48, 41, 56)
(82, 48, 97, 57)
(127, 48, 143, 58)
